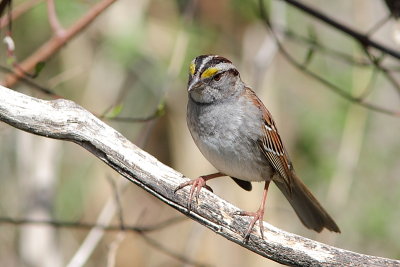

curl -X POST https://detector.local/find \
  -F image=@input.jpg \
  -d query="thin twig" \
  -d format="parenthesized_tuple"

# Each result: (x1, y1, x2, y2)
(0, 64, 164, 121)
(106, 175, 126, 230)
(259, 0, 400, 117)
(0, 215, 204, 266)
(46, 0, 65, 37)
(278, 0, 400, 60)
(362, 48, 400, 94)
(0, 0, 43, 29)
(102, 112, 162, 123)
(0, 216, 186, 233)
(366, 15, 391, 36)
(106, 232, 126, 267)
(138, 232, 211, 267)
(2, 0, 117, 87)
(0, 65, 59, 96)
(355, 63, 379, 101)
(272, 23, 371, 67)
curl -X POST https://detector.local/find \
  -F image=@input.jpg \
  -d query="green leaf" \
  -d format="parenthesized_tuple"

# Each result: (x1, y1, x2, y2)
(155, 102, 165, 117)
(6, 56, 15, 66)
(32, 61, 46, 78)
(105, 104, 124, 118)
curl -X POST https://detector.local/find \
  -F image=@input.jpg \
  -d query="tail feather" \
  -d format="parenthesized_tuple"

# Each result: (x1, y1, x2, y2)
(274, 175, 340, 233)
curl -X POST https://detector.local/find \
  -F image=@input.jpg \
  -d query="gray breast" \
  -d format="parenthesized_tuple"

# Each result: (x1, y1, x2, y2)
(187, 96, 273, 182)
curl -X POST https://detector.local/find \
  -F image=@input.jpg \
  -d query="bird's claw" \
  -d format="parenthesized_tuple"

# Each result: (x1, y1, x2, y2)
(174, 177, 213, 211)
(234, 209, 265, 240)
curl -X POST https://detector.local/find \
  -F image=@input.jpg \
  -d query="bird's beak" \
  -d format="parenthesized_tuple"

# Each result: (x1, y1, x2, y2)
(188, 80, 203, 92)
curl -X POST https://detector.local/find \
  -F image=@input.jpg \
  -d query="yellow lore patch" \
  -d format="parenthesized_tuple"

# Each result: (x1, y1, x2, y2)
(189, 63, 195, 75)
(201, 67, 218, 79)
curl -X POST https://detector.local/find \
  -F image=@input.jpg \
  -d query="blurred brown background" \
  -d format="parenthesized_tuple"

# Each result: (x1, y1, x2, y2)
(0, 0, 399, 266)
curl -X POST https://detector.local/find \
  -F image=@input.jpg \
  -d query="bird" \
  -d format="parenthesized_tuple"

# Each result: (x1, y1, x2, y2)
(175, 55, 340, 239)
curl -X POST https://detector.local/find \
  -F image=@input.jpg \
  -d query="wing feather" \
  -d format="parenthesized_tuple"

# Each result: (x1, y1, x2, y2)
(245, 87, 294, 193)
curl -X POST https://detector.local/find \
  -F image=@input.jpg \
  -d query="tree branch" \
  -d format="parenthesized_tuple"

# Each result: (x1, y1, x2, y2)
(0, 85, 399, 266)
(0, 216, 186, 233)
(259, 0, 400, 117)
(0, 0, 43, 29)
(278, 0, 400, 60)
(0, 216, 207, 266)
(47, 0, 65, 37)
(2, 0, 117, 88)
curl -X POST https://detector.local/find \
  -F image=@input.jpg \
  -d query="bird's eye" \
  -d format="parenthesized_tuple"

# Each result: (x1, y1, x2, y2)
(213, 73, 223, 81)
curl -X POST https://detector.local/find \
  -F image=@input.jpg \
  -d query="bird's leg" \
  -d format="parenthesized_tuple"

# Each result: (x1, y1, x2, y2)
(235, 180, 270, 240)
(174, 172, 225, 210)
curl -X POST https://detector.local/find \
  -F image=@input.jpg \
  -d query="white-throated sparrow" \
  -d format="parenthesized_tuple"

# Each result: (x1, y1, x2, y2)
(175, 55, 340, 239)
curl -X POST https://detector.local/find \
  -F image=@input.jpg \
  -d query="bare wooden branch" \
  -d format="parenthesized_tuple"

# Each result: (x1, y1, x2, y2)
(2, 0, 117, 87)
(258, 0, 400, 117)
(278, 0, 400, 60)
(0, 216, 187, 233)
(0, 85, 399, 266)
(0, 0, 43, 29)
(47, 0, 65, 37)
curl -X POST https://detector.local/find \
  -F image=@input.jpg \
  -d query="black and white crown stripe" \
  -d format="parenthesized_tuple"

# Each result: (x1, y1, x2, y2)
(192, 55, 236, 78)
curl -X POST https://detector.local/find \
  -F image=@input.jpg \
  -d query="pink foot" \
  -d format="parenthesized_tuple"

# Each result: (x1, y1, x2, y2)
(235, 208, 265, 240)
(174, 177, 213, 211)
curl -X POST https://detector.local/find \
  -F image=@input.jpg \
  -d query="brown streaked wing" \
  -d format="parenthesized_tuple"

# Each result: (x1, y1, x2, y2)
(245, 87, 294, 193)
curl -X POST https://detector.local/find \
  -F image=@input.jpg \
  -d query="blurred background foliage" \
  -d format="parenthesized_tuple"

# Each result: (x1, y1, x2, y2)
(0, 0, 399, 266)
